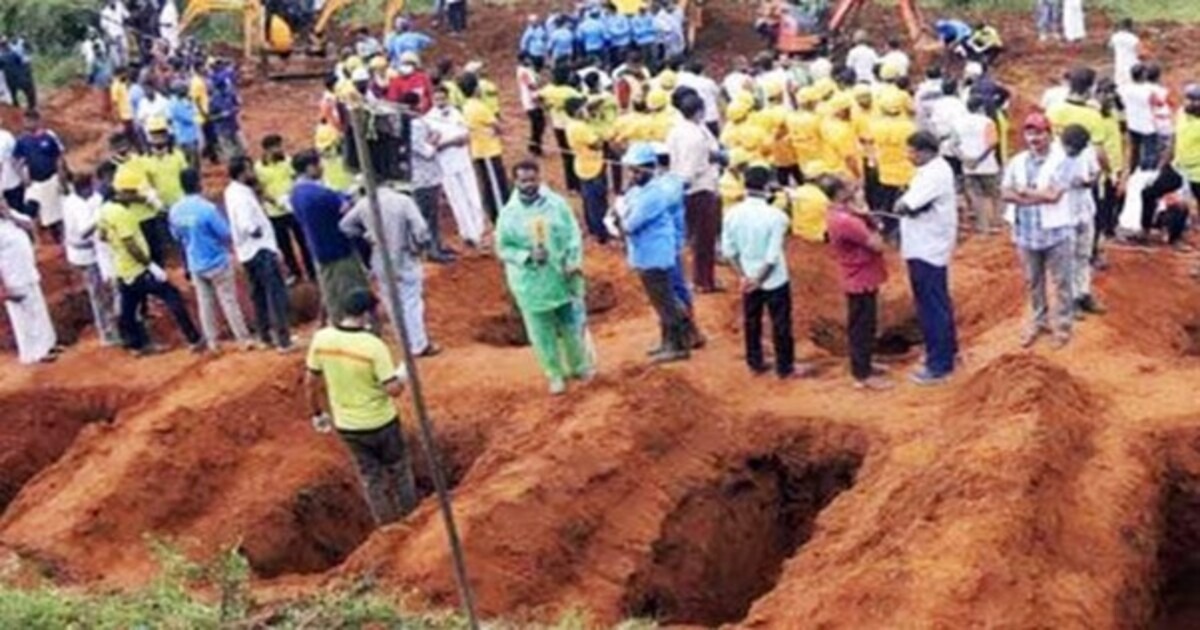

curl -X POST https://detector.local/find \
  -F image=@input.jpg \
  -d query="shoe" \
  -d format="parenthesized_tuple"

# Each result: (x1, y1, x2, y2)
(429, 252, 457, 264)
(855, 376, 894, 391)
(37, 354, 59, 364)
(690, 332, 707, 350)
(276, 344, 298, 355)
(1078, 295, 1107, 315)
(749, 362, 773, 375)
(575, 367, 597, 383)
(241, 340, 266, 352)
(417, 343, 443, 358)
(779, 363, 818, 380)
(870, 363, 890, 376)
(549, 378, 567, 396)
(190, 342, 209, 355)
(1049, 332, 1072, 349)
(285, 275, 298, 287)
(134, 344, 163, 358)
(1020, 326, 1046, 348)
(650, 348, 690, 364)
(909, 368, 950, 387)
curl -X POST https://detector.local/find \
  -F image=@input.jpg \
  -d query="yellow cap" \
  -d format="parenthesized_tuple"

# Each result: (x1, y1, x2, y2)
(314, 123, 340, 151)
(878, 91, 906, 115)
(344, 56, 364, 73)
(729, 148, 752, 167)
(368, 55, 387, 70)
(796, 86, 820, 105)
(852, 84, 872, 99)
(763, 79, 784, 100)
(657, 70, 677, 90)
(879, 62, 903, 81)
(727, 97, 753, 122)
(646, 88, 669, 111)
(114, 168, 142, 193)
(803, 161, 828, 178)
(146, 116, 169, 134)
(813, 78, 837, 101)
(827, 92, 854, 113)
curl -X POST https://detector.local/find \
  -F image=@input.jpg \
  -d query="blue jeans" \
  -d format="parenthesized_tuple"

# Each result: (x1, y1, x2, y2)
(669, 261, 692, 310)
(907, 259, 958, 377)
(580, 175, 609, 244)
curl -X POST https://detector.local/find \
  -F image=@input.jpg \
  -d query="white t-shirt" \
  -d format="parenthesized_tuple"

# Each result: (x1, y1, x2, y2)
(224, 181, 279, 263)
(62, 193, 99, 267)
(899, 157, 958, 266)
(846, 45, 879, 84)
(100, 3, 129, 41)
(880, 50, 911, 78)
(721, 71, 753, 100)
(0, 129, 19, 192)
(1119, 82, 1155, 135)
(953, 113, 1000, 175)
(1040, 85, 1070, 112)
(677, 71, 722, 124)
(136, 94, 170, 128)
(1151, 85, 1174, 136)
(1109, 30, 1140, 85)
(931, 96, 968, 154)
(516, 66, 539, 112)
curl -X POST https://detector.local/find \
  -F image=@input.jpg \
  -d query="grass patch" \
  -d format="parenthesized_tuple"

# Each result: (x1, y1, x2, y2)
(910, 0, 1200, 22)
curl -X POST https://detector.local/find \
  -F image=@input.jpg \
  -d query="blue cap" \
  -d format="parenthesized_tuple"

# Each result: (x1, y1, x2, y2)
(622, 142, 658, 167)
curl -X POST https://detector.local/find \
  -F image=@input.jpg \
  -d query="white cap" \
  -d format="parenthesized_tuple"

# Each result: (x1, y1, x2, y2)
(464, 60, 484, 74)
(964, 61, 984, 78)
(351, 67, 370, 82)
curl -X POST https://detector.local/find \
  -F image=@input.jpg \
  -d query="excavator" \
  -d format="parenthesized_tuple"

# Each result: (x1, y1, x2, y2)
(180, 0, 406, 80)
(763, 0, 928, 55)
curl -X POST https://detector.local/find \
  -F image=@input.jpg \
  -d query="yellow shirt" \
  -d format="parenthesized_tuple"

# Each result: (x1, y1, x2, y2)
(786, 110, 824, 167)
(322, 150, 356, 192)
(147, 150, 189, 209)
(98, 201, 150, 283)
(614, 0, 644, 14)
(443, 80, 466, 109)
(189, 74, 210, 121)
(820, 117, 861, 179)
(587, 92, 620, 139)
(114, 157, 158, 220)
(1100, 113, 1124, 177)
(786, 184, 829, 241)
(718, 170, 746, 209)
(614, 111, 650, 144)
(751, 105, 794, 166)
(852, 105, 874, 142)
(721, 120, 770, 159)
(567, 118, 605, 181)
(480, 78, 501, 116)
(255, 159, 295, 218)
(306, 326, 399, 432)
(463, 97, 503, 159)
(1175, 113, 1200, 182)
(641, 110, 677, 142)
(111, 79, 133, 122)
(539, 84, 582, 129)
(869, 115, 917, 187)
(1046, 100, 1110, 153)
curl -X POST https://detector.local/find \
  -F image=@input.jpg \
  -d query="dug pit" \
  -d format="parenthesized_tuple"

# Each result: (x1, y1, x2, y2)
(621, 438, 865, 626)
(476, 280, 620, 347)
(809, 315, 923, 360)
(1154, 448, 1200, 628)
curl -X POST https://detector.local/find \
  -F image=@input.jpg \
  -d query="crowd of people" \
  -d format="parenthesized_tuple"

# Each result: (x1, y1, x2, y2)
(1, 0, 1199, 522)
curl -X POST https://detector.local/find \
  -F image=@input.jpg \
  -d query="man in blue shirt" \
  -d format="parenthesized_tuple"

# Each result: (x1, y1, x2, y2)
(605, 10, 632, 67)
(632, 8, 659, 67)
(620, 143, 693, 363)
(722, 165, 803, 379)
(385, 19, 434, 68)
(168, 168, 251, 352)
(13, 110, 67, 241)
(167, 83, 201, 169)
(548, 17, 576, 66)
(290, 149, 370, 323)
(519, 15, 549, 65)
(577, 11, 608, 63)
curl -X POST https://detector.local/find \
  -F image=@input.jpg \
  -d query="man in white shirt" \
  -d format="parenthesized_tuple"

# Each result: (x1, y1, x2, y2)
(225, 157, 293, 352)
(100, 0, 130, 66)
(879, 37, 911, 80)
(0, 124, 21, 216)
(954, 96, 1002, 233)
(516, 55, 544, 157)
(930, 79, 968, 170)
(135, 84, 170, 136)
(62, 172, 120, 345)
(1040, 72, 1071, 111)
(676, 60, 723, 136)
(845, 30, 879, 84)
(0, 201, 58, 364)
(1119, 63, 1157, 171)
(424, 85, 487, 249)
(159, 0, 181, 52)
(894, 131, 958, 385)
(1108, 18, 1140, 86)
(721, 55, 754, 102)
(914, 66, 944, 133)
(667, 90, 722, 293)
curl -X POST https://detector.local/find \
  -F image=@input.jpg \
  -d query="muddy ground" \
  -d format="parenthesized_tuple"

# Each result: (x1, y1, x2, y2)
(1, 2, 1200, 628)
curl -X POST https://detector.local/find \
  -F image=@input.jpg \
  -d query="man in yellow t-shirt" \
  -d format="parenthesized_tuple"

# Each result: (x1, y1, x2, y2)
(190, 62, 215, 163)
(781, 161, 831, 241)
(110, 68, 134, 135)
(820, 94, 863, 180)
(98, 168, 202, 356)
(753, 80, 799, 185)
(461, 73, 509, 223)
(146, 118, 188, 209)
(539, 66, 584, 191)
(614, 0, 644, 16)
(866, 91, 916, 236)
(255, 133, 315, 283)
(788, 87, 826, 177)
(722, 95, 769, 160)
(306, 289, 417, 525)
(566, 96, 611, 245)
(640, 88, 677, 142)
(1046, 68, 1111, 176)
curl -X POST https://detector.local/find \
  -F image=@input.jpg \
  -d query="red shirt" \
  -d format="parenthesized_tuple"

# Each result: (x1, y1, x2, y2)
(385, 71, 435, 113)
(827, 205, 887, 294)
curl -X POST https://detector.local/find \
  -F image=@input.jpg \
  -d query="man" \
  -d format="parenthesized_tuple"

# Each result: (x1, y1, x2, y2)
(145, 117, 188, 260)
(723, 165, 801, 380)
(226, 157, 293, 353)
(1109, 18, 1140, 86)
(1036, 0, 1062, 42)
(605, 9, 633, 68)
(209, 68, 244, 160)
(446, 0, 469, 34)
(386, 18, 434, 67)
(0, 38, 35, 111)
(1063, 0, 1085, 43)
(1121, 65, 1159, 172)
(677, 60, 722, 136)
(13, 110, 68, 242)
(566, 96, 611, 245)
(519, 15, 549, 67)
(955, 95, 1002, 234)
(846, 31, 879, 85)
(340, 185, 440, 358)
(880, 38, 911, 80)
(496, 160, 594, 395)
(425, 85, 488, 250)
(306, 289, 418, 525)
(135, 83, 170, 141)
(825, 175, 891, 390)
(866, 91, 916, 238)
(255, 134, 315, 284)
(517, 55, 545, 158)
(354, 27, 383, 59)
(62, 172, 120, 346)
(667, 90, 722, 293)
(99, 167, 202, 356)
(290, 150, 371, 323)
(167, 83, 201, 169)
(101, 0, 131, 66)
(894, 131, 958, 385)
(1140, 85, 1200, 244)
(0, 200, 58, 364)
(619, 143, 692, 363)
(930, 79, 968, 175)
(460, 73, 509, 225)
(168, 168, 252, 352)
(0, 122, 22, 217)
(401, 93, 454, 264)
(1002, 115, 1079, 349)
(1058, 124, 1105, 317)
(386, 52, 436, 113)
(577, 10, 609, 64)
(540, 66, 584, 191)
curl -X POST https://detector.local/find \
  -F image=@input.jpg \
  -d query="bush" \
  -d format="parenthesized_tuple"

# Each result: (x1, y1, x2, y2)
(0, 0, 94, 52)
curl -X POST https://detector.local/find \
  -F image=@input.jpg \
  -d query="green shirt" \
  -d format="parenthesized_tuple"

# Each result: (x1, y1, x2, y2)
(496, 187, 584, 314)
(255, 158, 295, 218)
(306, 325, 398, 432)
(147, 150, 189, 209)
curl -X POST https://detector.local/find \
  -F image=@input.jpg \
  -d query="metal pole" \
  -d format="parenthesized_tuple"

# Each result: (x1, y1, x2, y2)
(347, 106, 481, 630)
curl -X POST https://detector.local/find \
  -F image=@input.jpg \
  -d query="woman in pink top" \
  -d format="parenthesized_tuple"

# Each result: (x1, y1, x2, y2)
(822, 177, 893, 391)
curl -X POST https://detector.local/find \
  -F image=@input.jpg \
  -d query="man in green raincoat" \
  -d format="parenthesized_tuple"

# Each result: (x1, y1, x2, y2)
(497, 159, 594, 395)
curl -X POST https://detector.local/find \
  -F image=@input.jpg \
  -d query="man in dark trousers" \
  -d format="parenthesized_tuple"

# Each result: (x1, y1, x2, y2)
(0, 37, 36, 111)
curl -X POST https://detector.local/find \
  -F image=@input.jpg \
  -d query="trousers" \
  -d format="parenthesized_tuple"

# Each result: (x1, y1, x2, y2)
(1073, 219, 1095, 300)
(269, 214, 316, 281)
(526, 108, 546, 156)
(907, 260, 958, 377)
(580, 175, 610, 244)
(474, 156, 510, 225)
(194, 265, 250, 349)
(442, 167, 487, 244)
(1018, 240, 1074, 334)
(553, 128, 579, 191)
(521, 300, 590, 382)
(847, 291, 877, 381)
(638, 268, 691, 353)
(244, 250, 292, 348)
(78, 263, 120, 345)
(383, 266, 430, 355)
(685, 191, 720, 291)
(338, 419, 418, 525)
(3, 283, 56, 364)
(413, 185, 449, 255)
(744, 282, 794, 376)
(118, 271, 201, 351)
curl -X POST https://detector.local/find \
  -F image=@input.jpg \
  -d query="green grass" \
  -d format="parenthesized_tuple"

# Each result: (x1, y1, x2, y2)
(910, 0, 1200, 22)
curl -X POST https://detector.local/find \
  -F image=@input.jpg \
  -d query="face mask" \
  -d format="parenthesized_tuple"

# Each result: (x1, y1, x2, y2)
(399, 64, 415, 75)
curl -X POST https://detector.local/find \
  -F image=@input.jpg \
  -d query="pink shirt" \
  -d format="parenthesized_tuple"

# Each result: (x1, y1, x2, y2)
(827, 205, 887, 294)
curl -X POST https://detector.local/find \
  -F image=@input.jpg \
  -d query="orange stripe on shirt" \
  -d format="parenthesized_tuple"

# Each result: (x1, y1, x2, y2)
(314, 348, 374, 365)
